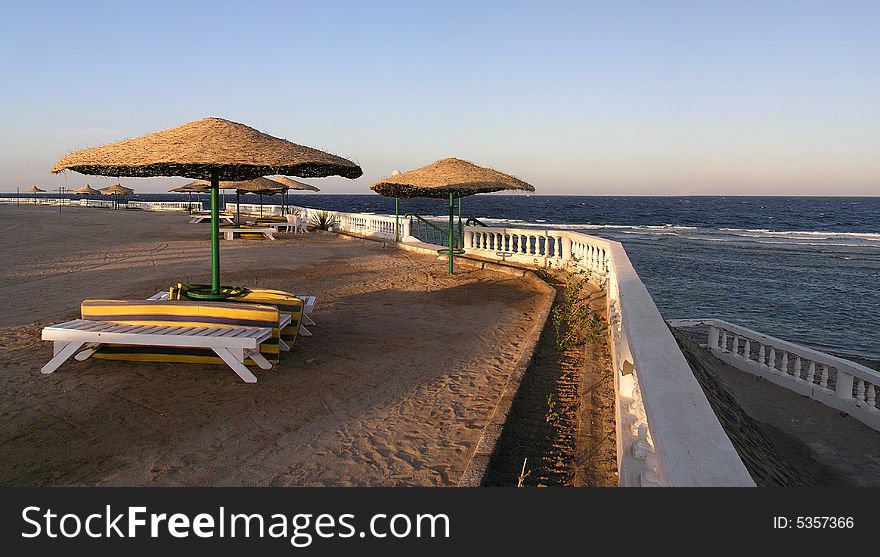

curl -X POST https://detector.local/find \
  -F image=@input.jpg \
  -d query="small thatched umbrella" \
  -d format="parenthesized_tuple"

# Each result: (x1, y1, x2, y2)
(170, 181, 212, 213)
(73, 184, 100, 195)
(52, 117, 362, 298)
(101, 183, 134, 209)
(371, 158, 534, 273)
(24, 185, 46, 204)
(269, 176, 320, 216)
(184, 177, 286, 223)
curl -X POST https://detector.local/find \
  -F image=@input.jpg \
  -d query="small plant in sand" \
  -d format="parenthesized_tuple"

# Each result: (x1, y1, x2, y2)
(545, 393, 560, 424)
(532, 258, 554, 281)
(552, 263, 607, 351)
(309, 210, 337, 231)
(517, 458, 531, 487)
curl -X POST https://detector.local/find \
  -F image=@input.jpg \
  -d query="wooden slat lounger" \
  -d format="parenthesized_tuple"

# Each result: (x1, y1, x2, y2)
(221, 227, 275, 240)
(41, 319, 272, 383)
(189, 214, 234, 224)
(40, 299, 285, 383)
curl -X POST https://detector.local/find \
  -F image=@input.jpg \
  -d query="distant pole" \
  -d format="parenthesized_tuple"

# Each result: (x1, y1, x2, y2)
(457, 196, 462, 249)
(447, 193, 454, 274)
(16, 187, 19, 206)
(394, 197, 399, 242)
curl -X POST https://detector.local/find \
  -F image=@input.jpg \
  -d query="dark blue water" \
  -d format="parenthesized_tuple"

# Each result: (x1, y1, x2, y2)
(41, 193, 880, 358)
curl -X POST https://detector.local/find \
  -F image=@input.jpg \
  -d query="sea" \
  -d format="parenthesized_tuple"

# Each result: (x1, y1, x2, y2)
(32, 193, 880, 359)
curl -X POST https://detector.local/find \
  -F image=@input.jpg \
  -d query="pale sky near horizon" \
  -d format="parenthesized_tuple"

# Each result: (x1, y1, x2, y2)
(0, 0, 877, 195)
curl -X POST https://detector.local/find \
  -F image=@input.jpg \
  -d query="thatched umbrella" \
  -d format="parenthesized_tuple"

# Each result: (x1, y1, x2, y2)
(73, 184, 100, 195)
(170, 181, 212, 213)
(51, 117, 362, 298)
(101, 183, 134, 210)
(185, 177, 285, 223)
(371, 158, 534, 274)
(269, 176, 320, 215)
(24, 185, 46, 204)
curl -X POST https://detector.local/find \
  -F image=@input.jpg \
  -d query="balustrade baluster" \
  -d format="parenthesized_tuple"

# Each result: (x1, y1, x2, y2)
(720, 330, 728, 352)
(855, 378, 866, 405)
(867, 383, 877, 409)
(768, 347, 776, 370)
(758, 344, 765, 365)
(806, 361, 816, 384)
(793, 355, 802, 380)
(731, 335, 740, 356)
(819, 365, 829, 388)
(781, 352, 789, 375)
(742, 339, 750, 360)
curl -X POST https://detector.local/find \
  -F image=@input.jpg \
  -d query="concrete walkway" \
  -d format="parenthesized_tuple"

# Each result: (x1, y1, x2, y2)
(696, 345, 880, 486)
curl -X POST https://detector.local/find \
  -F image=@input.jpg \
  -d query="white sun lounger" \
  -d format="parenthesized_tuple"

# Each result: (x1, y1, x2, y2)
(41, 320, 274, 383)
(189, 214, 234, 224)
(222, 227, 275, 240)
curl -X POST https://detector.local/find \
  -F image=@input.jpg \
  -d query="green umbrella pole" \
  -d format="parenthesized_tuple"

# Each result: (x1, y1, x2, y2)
(211, 174, 220, 294)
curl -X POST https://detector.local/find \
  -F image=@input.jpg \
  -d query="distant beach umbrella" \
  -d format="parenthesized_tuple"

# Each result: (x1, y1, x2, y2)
(170, 181, 212, 213)
(24, 185, 46, 204)
(370, 158, 535, 273)
(266, 176, 319, 215)
(100, 183, 134, 210)
(100, 183, 134, 195)
(73, 184, 101, 195)
(51, 117, 362, 298)
(224, 177, 287, 222)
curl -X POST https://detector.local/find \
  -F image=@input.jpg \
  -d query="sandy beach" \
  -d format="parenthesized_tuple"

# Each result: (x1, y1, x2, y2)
(0, 205, 553, 486)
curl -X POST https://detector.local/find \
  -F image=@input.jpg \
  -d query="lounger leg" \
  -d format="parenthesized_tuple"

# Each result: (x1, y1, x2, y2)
(299, 325, 312, 337)
(74, 344, 102, 361)
(212, 347, 258, 383)
(246, 350, 273, 370)
(279, 339, 290, 352)
(303, 314, 316, 326)
(42, 341, 87, 374)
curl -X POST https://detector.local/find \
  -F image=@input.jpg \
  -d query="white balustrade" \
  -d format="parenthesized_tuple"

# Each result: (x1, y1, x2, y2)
(671, 318, 880, 432)
(458, 224, 753, 486)
(225, 203, 285, 217)
(127, 201, 200, 212)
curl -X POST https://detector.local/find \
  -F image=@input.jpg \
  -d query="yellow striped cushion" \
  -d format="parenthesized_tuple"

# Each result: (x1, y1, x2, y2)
(81, 299, 281, 365)
(170, 284, 303, 348)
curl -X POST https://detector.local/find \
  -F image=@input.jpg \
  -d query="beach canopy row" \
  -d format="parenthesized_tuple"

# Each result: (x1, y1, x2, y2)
(49, 116, 535, 284)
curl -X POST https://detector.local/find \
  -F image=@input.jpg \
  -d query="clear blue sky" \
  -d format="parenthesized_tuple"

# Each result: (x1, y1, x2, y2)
(1, 0, 877, 194)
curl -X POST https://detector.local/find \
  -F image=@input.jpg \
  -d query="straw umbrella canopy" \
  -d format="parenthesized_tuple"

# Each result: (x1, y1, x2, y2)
(370, 158, 535, 273)
(73, 184, 101, 195)
(269, 176, 319, 216)
(100, 184, 134, 210)
(182, 177, 286, 222)
(51, 117, 362, 298)
(170, 181, 212, 214)
(24, 185, 46, 204)
(100, 184, 134, 195)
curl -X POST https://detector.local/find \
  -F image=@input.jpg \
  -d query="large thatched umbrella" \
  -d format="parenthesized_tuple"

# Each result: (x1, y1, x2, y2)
(24, 185, 46, 204)
(371, 158, 534, 274)
(52, 117, 362, 298)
